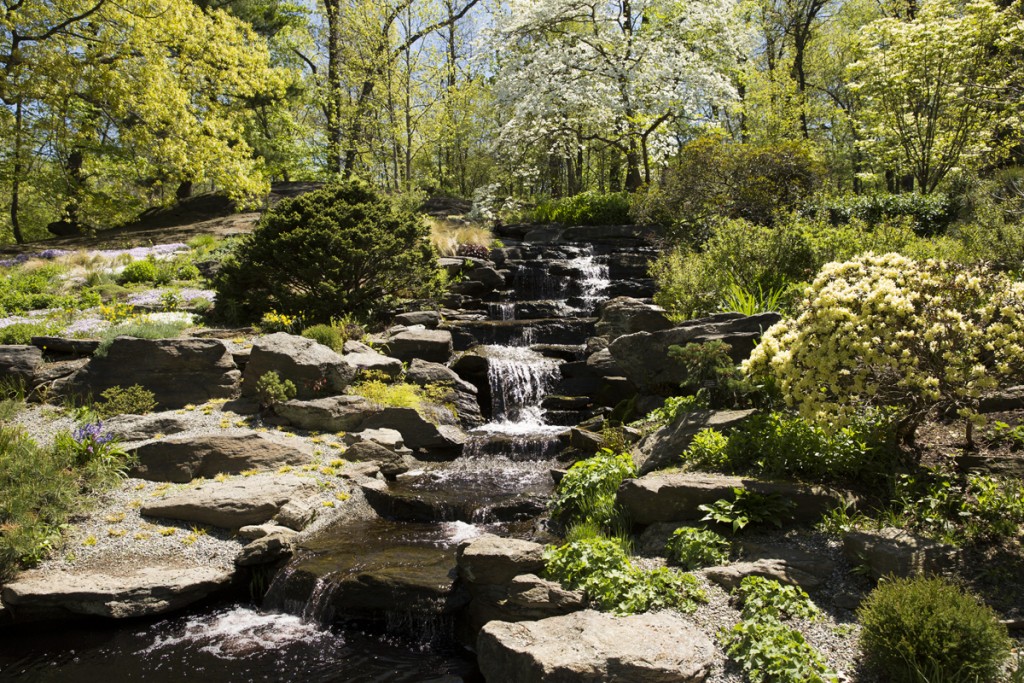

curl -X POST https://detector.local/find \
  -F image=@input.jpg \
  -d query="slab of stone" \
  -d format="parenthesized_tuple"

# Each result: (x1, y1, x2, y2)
(345, 441, 410, 478)
(457, 535, 546, 585)
(1, 565, 232, 621)
(238, 523, 297, 540)
(0, 345, 43, 386)
(235, 531, 297, 567)
(477, 610, 715, 683)
(617, 472, 850, 526)
(141, 475, 316, 528)
(343, 351, 402, 380)
(130, 432, 315, 483)
(241, 332, 355, 400)
(58, 337, 240, 408)
(843, 528, 959, 580)
(30, 336, 101, 356)
(361, 405, 466, 453)
(405, 359, 484, 428)
(274, 395, 379, 432)
(635, 409, 756, 475)
(595, 297, 673, 338)
(345, 428, 406, 450)
(394, 311, 442, 328)
(702, 560, 825, 591)
(104, 413, 194, 442)
(385, 328, 454, 364)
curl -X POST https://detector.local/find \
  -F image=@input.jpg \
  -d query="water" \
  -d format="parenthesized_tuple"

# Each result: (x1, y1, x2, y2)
(568, 253, 610, 313)
(480, 345, 562, 428)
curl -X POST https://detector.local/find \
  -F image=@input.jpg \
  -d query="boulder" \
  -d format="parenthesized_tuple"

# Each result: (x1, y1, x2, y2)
(584, 349, 624, 378)
(457, 535, 546, 585)
(242, 333, 355, 400)
(345, 440, 410, 478)
(274, 395, 379, 432)
(394, 311, 441, 328)
(702, 560, 825, 591)
(608, 313, 781, 393)
(130, 432, 315, 483)
(141, 475, 317, 528)
(0, 345, 44, 385)
(58, 338, 240, 408)
(273, 487, 323, 531)
(842, 528, 959, 580)
(28, 358, 88, 388)
(617, 472, 851, 526)
(345, 428, 406, 450)
(595, 297, 673, 337)
(503, 574, 585, 617)
(104, 413, 195, 442)
(238, 523, 297, 540)
(385, 328, 454, 364)
(477, 610, 715, 683)
(30, 336, 100, 356)
(635, 409, 755, 475)
(235, 531, 297, 567)
(405, 358, 484, 428)
(343, 351, 403, 380)
(1, 565, 232, 621)
(361, 406, 467, 453)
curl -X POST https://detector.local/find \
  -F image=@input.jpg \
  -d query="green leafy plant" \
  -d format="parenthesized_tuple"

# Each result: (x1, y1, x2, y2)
(116, 258, 158, 285)
(254, 371, 296, 410)
(722, 281, 790, 316)
(989, 420, 1024, 449)
(94, 384, 157, 418)
(549, 449, 637, 530)
(534, 191, 632, 226)
(301, 323, 346, 352)
(720, 618, 838, 683)
(648, 393, 709, 425)
(699, 488, 797, 533)
(681, 428, 731, 471)
(858, 576, 1011, 683)
(93, 318, 194, 357)
(664, 527, 730, 569)
(735, 576, 820, 622)
(668, 341, 758, 409)
(214, 181, 439, 325)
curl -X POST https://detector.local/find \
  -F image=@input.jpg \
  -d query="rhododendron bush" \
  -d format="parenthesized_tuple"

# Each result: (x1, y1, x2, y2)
(745, 253, 1024, 444)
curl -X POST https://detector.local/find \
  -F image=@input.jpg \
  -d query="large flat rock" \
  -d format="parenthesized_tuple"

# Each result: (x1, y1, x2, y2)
(477, 610, 715, 682)
(635, 409, 755, 475)
(130, 432, 316, 483)
(241, 332, 355, 400)
(457, 535, 546, 585)
(274, 395, 380, 432)
(141, 475, 317, 528)
(618, 472, 850, 526)
(1, 565, 232, 621)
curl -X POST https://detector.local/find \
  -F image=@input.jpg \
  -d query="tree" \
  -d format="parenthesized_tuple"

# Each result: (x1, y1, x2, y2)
(488, 0, 742, 192)
(848, 0, 1012, 194)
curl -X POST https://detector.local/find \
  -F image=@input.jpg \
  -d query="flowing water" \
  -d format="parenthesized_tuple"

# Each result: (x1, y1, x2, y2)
(0, 240, 626, 681)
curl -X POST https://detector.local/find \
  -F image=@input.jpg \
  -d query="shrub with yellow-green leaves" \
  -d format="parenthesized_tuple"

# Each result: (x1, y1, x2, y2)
(745, 253, 1024, 446)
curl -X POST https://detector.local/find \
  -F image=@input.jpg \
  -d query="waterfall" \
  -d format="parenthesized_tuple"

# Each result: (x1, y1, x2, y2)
(569, 252, 610, 313)
(481, 345, 561, 430)
(489, 302, 516, 320)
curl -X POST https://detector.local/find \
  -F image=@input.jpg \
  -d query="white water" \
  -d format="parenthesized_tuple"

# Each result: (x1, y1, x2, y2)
(569, 253, 610, 313)
(478, 345, 561, 430)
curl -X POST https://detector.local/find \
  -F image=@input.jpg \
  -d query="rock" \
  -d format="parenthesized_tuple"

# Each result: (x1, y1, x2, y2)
(477, 610, 715, 683)
(58, 338, 240, 408)
(0, 345, 44, 386)
(104, 413, 195, 442)
(361, 406, 466, 453)
(617, 472, 851, 526)
(842, 528, 959, 580)
(608, 313, 781, 393)
(141, 475, 317, 528)
(703, 560, 825, 591)
(29, 358, 89, 388)
(274, 395, 379, 432)
(385, 328, 454, 364)
(242, 333, 355, 400)
(273, 488, 322, 531)
(595, 297, 673, 337)
(457, 535, 546, 585)
(504, 574, 585, 617)
(979, 385, 1024, 413)
(568, 428, 604, 455)
(342, 340, 375, 354)
(635, 409, 756, 475)
(130, 432, 315, 483)
(238, 524, 297, 540)
(345, 428, 406, 450)
(584, 349, 624, 379)
(235, 531, 297, 567)
(30, 336, 100, 356)
(404, 358, 484, 428)
(394, 311, 441, 328)
(345, 441, 410, 478)
(343, 351, 403, 380)
(1, 565, 232, 621)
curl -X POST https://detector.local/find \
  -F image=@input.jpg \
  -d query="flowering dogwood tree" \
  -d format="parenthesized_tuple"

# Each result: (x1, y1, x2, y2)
(487, 0, 744, 190)
(745, 253, 1024, 448)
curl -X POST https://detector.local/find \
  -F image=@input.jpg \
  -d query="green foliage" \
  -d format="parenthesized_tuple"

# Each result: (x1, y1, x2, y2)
(94, 319, 194, 357)
(989, 420, 1024, 449)
(699, 488, 797, 533)
(254, 371, 296, 409)
(549, 449, 637, 530)
(682, 428, 731, 470)
(648, 393, 710, 425)
(735, 576, 820, 622)
(669, 341, 758, 408)
(534, 191, 632, 226)
(300, 323, 346, 352)
(544, 537, 706, 615)
(350, 379, 422, 409)
(664, 527, 731, 569)
(890, 466, 1024, 544)
(805, 193, 958, 237)
(0, 321, 60, 344)
(0, 424, 131, 580)
(214, 181, 439, 325)
(116, 259, 159, 285)
(0, 264, 82, 314)
(720, 618, 838, 683)
(722, 282, 790, 316)
(858, 576, 1011, 683)
(94, 385, 158, 418)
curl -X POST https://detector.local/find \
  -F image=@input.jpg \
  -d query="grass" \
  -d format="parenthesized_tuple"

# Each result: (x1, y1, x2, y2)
(0, 424, 132, 580)
(94, 318, 194, 357)
(426, 217, 493, 256)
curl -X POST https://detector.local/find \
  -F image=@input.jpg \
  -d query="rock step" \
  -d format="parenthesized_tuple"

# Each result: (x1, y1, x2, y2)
(444, 318, 597, 350)
(617, 472, 854, 527)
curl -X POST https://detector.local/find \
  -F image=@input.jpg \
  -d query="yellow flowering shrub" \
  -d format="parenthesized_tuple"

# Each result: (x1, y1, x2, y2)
(744, 253, 1024, 443)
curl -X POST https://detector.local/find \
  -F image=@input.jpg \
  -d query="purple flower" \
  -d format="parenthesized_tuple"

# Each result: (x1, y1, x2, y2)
(38, 249, 72, 260)
(73, 421, 113, 445)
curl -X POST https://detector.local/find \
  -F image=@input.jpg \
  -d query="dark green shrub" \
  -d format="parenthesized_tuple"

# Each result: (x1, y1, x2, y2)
(549, 449, 636, 530)
(95, 384, 157, 418)
(858, 576, 1011, 683)
(214, 181, 438, 325)
(668, 341, 759, 408)
(665, 527, 730, 569)
(535, 191, 631, 226)
(117, 259, 158, 284)
(254, 371, 296, 409)
(300, 324, 345, 352)
(805, 192, 957, 237)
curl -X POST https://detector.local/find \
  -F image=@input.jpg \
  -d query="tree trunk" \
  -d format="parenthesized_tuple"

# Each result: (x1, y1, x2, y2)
(324, 0, 344, 175)
(10, 100, 25, 245)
